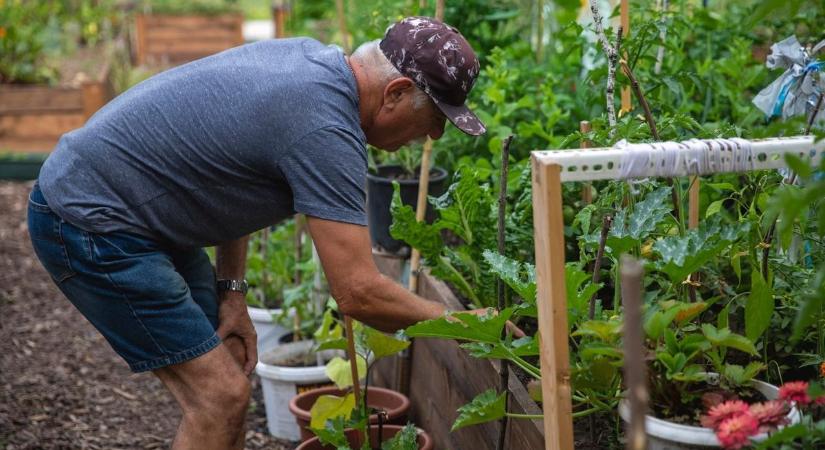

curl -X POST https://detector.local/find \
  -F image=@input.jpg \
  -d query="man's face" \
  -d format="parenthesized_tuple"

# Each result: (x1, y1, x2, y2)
(366, 79, 448, 151)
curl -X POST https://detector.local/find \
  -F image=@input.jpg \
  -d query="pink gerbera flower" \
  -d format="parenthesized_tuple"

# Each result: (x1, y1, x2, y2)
(778, 381, 811, 405)
(701, 400, 750, 430)
(748, 400, 789, 433)
(716, 413, 759, 450)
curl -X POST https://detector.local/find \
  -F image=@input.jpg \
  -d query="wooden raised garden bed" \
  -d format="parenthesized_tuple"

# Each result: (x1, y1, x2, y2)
(134, 13, 244, 66)
(371, 252, 545, 450)
(0, 63, 112, 154)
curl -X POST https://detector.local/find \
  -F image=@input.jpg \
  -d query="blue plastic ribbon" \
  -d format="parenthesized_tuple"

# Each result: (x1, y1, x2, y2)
(770, 60, 824, 118)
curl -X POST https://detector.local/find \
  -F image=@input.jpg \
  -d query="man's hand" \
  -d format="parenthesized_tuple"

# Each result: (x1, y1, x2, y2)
(216, 291, 257, 375)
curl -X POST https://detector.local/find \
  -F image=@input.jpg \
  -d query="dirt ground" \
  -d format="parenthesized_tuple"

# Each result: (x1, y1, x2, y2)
(0, 181, 293, 450)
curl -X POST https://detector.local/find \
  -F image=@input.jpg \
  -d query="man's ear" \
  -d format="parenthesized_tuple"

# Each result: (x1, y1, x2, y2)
(382, 77, 416, 111)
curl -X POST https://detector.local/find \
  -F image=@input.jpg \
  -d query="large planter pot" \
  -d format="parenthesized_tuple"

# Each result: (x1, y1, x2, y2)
(366, 165, 448, 253)
(289, 386, 411, 442)
(247, 305, 290, 355)
(618, 377, 802, 450)
(256, 340, 334, 441)
(370, 251, 546, 450)
(134, 13, 244, 66)
(295, 424, 433, 450)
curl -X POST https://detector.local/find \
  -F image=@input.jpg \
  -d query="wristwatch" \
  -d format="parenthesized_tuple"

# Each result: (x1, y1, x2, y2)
(216, 279, 249, 295)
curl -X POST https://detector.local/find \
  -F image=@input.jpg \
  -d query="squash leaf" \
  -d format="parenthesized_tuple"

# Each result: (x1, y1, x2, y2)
(452, 389, 507, 431)
(309, 393, 356, 429)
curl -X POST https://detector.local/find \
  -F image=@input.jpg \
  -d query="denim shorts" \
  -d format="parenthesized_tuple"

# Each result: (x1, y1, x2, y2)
(27, 184, 221, 372)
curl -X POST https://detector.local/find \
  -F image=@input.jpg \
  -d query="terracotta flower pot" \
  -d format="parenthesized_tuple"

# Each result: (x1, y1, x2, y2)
(289, 386, 411, 442)
(295, 424, 433, 450)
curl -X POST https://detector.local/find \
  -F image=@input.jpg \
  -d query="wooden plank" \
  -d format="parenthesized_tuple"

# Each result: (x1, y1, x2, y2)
(0, 113, 85, 139)
(0, 87, 84, 114)
(369, 256, 545, 450)
(143, 28, 241, 42)
(531, 158, 574, 450)
(142, 14, 244, 29)
(146, 40, 241, 55)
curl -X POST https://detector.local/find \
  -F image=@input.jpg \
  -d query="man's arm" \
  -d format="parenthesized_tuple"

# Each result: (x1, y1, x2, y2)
(306, 217, 446, 332)
(215, 235, 257, 375)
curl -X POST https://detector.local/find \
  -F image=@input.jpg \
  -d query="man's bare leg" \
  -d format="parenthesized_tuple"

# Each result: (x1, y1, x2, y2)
(154, 341, 250, 450)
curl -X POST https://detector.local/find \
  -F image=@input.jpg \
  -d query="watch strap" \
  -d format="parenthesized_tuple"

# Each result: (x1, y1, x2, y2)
(217, 279, 248, 294)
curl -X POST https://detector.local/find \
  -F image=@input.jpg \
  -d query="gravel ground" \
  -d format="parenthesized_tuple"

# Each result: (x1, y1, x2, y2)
(0, 181, 294, 450)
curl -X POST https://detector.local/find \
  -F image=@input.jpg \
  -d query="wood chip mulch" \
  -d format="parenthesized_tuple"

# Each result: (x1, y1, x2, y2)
(0, 181, 294, 450)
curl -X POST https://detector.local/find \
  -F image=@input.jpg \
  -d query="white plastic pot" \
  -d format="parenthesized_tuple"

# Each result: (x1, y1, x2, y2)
(248, 305, 290, 355)
(255, 340, 333, 441)
(618, 377, 801, 449)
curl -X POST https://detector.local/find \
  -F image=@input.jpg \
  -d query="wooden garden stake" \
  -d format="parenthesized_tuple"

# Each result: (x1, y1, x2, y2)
(580, 121, 593, 204)
(335, 0, 351, 53)
(496, 135, 513, 450)
(344, 316, 362, 405)
(272, 0, 289, 38)
(435, 0, 445, 20)
(688, 177, 700, 302)
(620, 256, 648, 450)
(620, 0, 632, 113)
(293, 215, 304, 341)
(531, 159, 574, 450)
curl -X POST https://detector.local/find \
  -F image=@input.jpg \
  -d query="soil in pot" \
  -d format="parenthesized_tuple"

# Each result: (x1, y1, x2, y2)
(260, 339, 332, 368)
(289, 386, 411, 442)
(295, 424, 432, 450)
(366, 165, 447, 253)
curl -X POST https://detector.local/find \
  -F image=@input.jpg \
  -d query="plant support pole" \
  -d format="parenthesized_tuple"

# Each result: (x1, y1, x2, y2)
(589, 1, 622, 136)
(580, 121, 593, 204)
(335, 0, 350, 53)
(620, 256, 647, 450)
(496, 135, 513, 450)
(620, 0, 632, 113)
(344, 316, 362, 405)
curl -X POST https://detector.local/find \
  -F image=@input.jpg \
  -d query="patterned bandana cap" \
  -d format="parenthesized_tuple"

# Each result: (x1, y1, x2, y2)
(379, 16, 486, 136)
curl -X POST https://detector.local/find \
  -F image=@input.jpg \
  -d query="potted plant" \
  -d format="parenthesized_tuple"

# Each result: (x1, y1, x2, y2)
(296, 423, 433, 450)
(133, 0, 244, 66)
(289, 316, 412, 442)
(245, 219, 318, 354)
(367, 146, 448, 254)
(256, 306, 340, 441)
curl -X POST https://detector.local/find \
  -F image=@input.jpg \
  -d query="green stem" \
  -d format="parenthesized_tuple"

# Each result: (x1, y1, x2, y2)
(506, 412, 544, 420)
(572, 406, 602, 418)
(510, 355, 542, 379)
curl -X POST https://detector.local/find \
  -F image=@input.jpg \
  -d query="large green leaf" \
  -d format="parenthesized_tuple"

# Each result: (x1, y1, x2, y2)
(482, 250, 536, 303)
(364, 327, 410, 359)
(432, 167, 495, 246)
(605, 187, 673, 255)
(745, 271, 774, 341)
(451, 389, 507, 431)
(389, 183, 444, 259)
(701, 324, 758, 356)
(309, 393, 356, 429)
(566, 263, 602, 327)
(382, 423, 419, 450)
(462, 336, 540, 359)
(325, 356, 367, 390)
(404, 308, 514, 344)
(310, 416, 349, 448)
(652, 220, 749, 282)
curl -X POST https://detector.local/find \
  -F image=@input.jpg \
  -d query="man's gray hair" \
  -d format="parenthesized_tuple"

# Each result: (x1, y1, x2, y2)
(351, 40, 430, 110)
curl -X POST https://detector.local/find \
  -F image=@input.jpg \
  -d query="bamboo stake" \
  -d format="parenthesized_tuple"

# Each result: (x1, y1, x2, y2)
(620, 0, 632, 113)
(435, 0, 444, 20)
(272, 0, 288, 38)
(496, 135, 514, 450)
(335, 0, 350, 53)
(580, 121, 593, 204)
(293, 215, 304, 341)
(688, 177, 699, 302)
(344, 316, 362, 405)
(531, 159, 574, 450)
(620, 256, 648, 450)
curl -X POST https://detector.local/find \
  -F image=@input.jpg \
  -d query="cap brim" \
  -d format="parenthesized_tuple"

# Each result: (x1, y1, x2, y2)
(435, 101, 486, 136)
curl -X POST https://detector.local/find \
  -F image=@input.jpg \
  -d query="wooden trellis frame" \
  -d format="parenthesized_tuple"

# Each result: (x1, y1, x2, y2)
(530, 135, 825, 450)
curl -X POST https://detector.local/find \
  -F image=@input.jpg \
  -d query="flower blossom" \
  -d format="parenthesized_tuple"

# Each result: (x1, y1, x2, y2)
(778, 381, 811, 405)
(700, 400, 750, 430)
(748, 400, 789, 433)
(716, 413, 759, 449)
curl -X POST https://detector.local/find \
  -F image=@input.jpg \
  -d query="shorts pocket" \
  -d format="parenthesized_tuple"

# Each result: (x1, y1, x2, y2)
(90, 231, 158, 262)
(27, 209, 75, 283)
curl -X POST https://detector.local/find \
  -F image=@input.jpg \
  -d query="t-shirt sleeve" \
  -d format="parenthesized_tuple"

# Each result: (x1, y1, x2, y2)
(279, 126, 368, 226)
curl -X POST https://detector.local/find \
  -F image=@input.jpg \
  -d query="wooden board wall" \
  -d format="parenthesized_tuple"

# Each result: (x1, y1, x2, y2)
(372, 252, 545, 450)
(0, 70, 112, 153)
(135, 14, 244, 66)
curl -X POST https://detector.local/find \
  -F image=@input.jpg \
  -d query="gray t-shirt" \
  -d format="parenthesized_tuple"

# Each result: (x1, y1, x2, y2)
(39, 38, 367, 248)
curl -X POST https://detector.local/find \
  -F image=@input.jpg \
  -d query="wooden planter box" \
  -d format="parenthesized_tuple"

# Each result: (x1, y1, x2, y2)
(371, 252, 545, 450)
(0, 64, 112, 153)
(134, 13, 244, 66)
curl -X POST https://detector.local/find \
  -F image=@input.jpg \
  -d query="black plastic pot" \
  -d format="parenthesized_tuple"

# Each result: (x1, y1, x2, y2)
(366, 165, 448, 253)
(0, 153, 47, 180)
